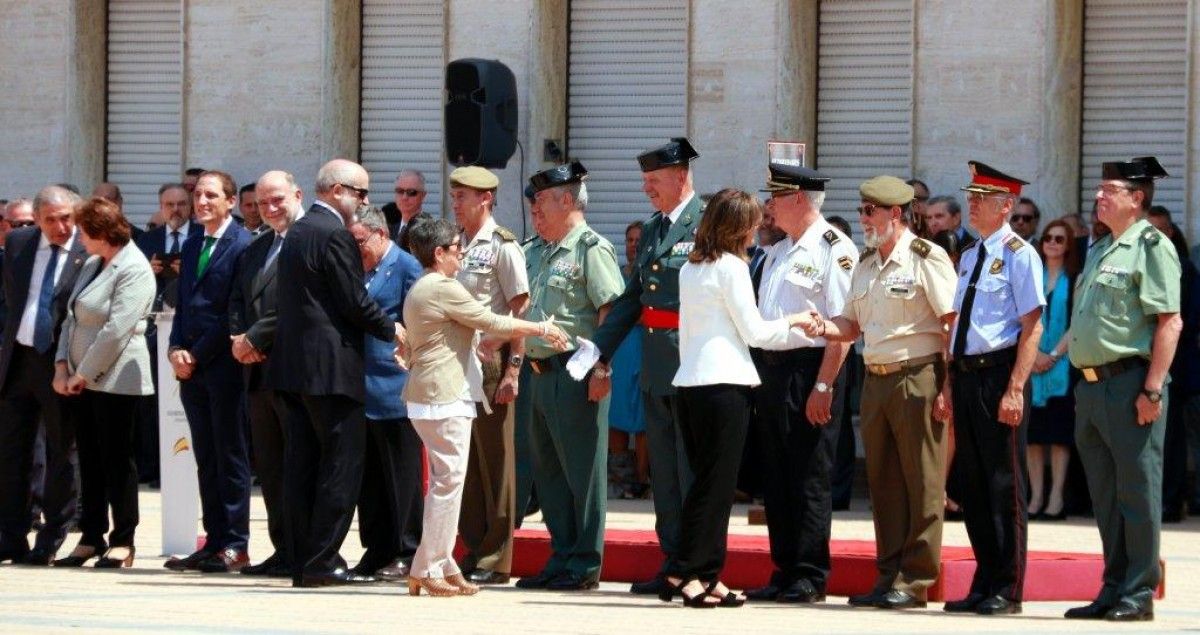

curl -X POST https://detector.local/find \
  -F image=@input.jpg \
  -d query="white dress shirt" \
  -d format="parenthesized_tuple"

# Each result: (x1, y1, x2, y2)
(673, 253, 794, 387)
(16, 232, 76, 347)
(757, 218, 858, 350)
(164, 220, 192, 253)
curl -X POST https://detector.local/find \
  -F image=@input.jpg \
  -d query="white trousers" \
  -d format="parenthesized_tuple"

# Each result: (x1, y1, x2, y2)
(409, 416, 473, 579)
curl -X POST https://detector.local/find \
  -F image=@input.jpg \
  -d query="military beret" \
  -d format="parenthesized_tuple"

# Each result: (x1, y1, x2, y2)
(859, 175, 915, 206)
(961, 160, 1028, 196)
(529, 161, 588, 193)
(761, 163, 829, 193)
(1101, 156, 1169, 183)
(637, 137, 699, 172)
(449, 166, 499, 190)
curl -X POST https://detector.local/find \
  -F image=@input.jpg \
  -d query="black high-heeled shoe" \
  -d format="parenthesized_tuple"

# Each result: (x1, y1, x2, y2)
(704, 580, 746, 608)
(95, 546, 135, 569)
(53, 545, 100, 568)
(658, 577, 684, 602)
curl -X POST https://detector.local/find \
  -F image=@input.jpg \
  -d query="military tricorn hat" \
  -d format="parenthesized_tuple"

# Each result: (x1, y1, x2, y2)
(761, 163, 830, 193)
(529, 161, 588, 193)
(1101, 156, 1169, 183)
(961, 161, 1028, 196)
(637, 137, 699, 172)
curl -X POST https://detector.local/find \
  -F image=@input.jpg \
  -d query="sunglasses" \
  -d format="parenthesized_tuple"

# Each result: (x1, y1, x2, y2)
(857, 203, 893, 215)
(5, 220, 35, 229)
(1041, 234, 1068, 245)
(338, 183, 370, 200)
(395, 188, 424, 197)
(1011, 214, 1036, 223)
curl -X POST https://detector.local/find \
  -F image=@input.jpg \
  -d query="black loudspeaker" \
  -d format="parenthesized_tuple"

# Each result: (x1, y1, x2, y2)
(445, 58, 518, 168)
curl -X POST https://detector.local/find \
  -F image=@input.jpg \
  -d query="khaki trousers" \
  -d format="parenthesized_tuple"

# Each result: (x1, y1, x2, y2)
(410, 416, 473, 579)
(859, 359, 947, 600)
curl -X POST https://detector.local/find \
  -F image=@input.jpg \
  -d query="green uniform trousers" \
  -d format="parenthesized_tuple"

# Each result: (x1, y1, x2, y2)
(859, 359, 947, 601)
(1075, 367, 1165, 601)
(529, 360, 607, 580)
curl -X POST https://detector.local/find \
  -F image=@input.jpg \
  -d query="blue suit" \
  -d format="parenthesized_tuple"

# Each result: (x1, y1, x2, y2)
(356, 243, 425, 572)
(170, 219, 252, 553)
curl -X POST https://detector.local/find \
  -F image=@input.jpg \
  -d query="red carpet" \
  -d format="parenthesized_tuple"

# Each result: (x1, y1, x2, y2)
(501, 528, 1166, 601)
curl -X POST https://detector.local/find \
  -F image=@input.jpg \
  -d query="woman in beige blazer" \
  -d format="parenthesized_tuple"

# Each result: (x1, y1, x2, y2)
(51, 198, 155, 570)
(402, 218, 567, 596)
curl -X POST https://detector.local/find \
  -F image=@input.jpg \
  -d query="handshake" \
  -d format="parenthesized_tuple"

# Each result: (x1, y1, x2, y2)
(791, 309, 828, 338)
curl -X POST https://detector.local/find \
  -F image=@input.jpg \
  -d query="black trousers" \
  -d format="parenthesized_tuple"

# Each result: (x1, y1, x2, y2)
(67, 390, 140, 549)
(1162, 389, 1195, 516)
(832, 347, 861, 509)
(134, 329, 160, 483)
(951, 359, 1028, 601)
(754, 348, 845, 591)
(670, 383, 751, 581)
(0, 344, 76, 552)
(246, 388, 289, 564)
(357, 418, 424, 570)
(276, 391, 366, 578)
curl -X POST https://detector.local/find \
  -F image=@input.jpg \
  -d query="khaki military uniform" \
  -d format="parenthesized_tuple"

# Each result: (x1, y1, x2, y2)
(453, 217, 529, 576)
(1069, 218, 1180, 603)
(840, 229, 957, 601)
(525, 222, 624, 581)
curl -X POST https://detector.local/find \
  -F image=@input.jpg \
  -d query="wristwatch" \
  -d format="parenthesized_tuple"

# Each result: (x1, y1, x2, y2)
(814, 382, 831, 394)
(508, 354, 523, 368)
(1142, 389, 1163, 404)
(593, 366, 612, 379)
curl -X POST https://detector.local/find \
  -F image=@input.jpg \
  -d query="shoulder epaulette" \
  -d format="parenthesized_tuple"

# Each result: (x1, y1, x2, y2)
(494, 226, 517, 242)
(1005, 236, 1024, 252)
(581, 231, 600, 248)
(861, 247, 877, 260)
(1142, 228, 1162, 245)
(910, 239, 931, 258)
(823, 229, 839, 246)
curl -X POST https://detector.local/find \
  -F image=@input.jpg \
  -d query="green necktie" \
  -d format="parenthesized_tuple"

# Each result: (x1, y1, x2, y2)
(196, 236, 217, 277)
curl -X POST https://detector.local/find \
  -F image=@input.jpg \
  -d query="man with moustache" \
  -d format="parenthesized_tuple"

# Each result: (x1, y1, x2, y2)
(0, 185, 88, 564)
(265, 159, 405, 588)
(228, 170, 305, 577)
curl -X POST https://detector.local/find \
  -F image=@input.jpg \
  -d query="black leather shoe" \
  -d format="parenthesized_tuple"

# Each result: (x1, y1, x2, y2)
(744, 584, 783, 602)
(876, 590, 926, 609)
(466, 568, 510, 584)
(629, 575, 670, 595)
(848, 590, 887, 607)
(197, 548, 249, 573)
(545, 572, 599, 591)
(515, 569, 561, 590)
(164, 549, 212, 571)
(0, 544, 30, 564)
(975, 595, 1021, 615)
(1105, 591, 1154, 622)
(295, 567, 378, 588)
(1064, 599, 1114, 619)
(241, 553, 283, 577)
(373, 560, 411, 582)
(21, 547, 55, 566)
(943, 592, 987, 612)
(777, 579, 825, 604)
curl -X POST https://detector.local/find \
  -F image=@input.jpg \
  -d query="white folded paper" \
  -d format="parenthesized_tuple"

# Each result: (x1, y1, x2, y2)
(566, 337, 600, 380)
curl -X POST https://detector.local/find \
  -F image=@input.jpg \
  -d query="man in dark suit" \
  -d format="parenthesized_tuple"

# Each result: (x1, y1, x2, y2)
(134, 183, 200, 487)
(164, 171, 253, 573)
(229, 170, 304, 577)
(0, 186, 88, 564)
(381, 169, 431, 251)
(348, 206, 423, 581)
(265, 159, 403, 587)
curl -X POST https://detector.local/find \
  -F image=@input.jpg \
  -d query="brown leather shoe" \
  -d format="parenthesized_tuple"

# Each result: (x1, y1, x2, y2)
(196, 548, 250, 573)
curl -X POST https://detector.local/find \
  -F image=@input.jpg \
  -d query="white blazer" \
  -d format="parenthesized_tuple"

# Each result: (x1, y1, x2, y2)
(673, 252, 794, 387)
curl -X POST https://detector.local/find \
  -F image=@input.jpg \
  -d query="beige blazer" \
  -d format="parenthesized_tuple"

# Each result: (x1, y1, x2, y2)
(401, 272, 516, 405)
(56, 244, 156, 396)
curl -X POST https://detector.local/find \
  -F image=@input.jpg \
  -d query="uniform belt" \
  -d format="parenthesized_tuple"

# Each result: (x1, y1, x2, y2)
(865, 353, 943, 377)
(528, 351, 575, 375)
(1078, 356, 1147, 384)
(952, 346, 1016, 373)
(759, 347, 825, 366)
(640, 307, 679, 330)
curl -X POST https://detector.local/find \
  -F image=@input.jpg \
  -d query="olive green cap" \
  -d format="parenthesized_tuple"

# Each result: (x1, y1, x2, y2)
(859, 175, 915, 206)
(449, 166, 499, 190)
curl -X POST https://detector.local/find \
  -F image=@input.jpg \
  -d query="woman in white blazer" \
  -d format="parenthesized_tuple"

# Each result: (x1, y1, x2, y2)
(663, 189, 812, 608)
(51, 197, 155, 570)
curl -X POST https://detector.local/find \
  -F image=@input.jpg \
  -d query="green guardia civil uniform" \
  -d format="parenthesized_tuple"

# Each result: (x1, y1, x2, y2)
(1069, 217, 1179, 604)
(513, 234, 546, 522)
(526, 222, 624, 582)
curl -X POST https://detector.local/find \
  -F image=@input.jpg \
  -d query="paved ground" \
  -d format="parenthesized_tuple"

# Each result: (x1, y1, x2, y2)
(1, 491, 1197, 633)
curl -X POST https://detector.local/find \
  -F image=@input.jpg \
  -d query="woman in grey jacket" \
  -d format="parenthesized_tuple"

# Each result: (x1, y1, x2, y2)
(51, 197, 155, 569)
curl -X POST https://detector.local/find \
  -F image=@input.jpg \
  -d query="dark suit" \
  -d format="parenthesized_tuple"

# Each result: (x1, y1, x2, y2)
(170, 219, 252, 553)
(356, 243, 424, 572)
(133, 222, 203, 483)
(265, 203, 395, 579)
(0, 227, 87, 554)
(229, 230, 287, 564)
(388, 211, 432, 252)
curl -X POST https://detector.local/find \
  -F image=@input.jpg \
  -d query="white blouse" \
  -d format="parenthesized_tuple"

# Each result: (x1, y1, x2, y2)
(673, 252, 795, 387)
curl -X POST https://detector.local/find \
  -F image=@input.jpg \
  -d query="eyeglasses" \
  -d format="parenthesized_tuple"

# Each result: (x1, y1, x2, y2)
(338, 183, 370, 200)
(1011, 214, 1036, 223)
(4, 220, 35, 229)
(857, 203, 892, 215)
(440, 242, 464, 258)
(394, 188, 424, 197)
(1041, 234, 1067, 245)
(354, 234, 373, 246)
(1096, 184, 1133, 197)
